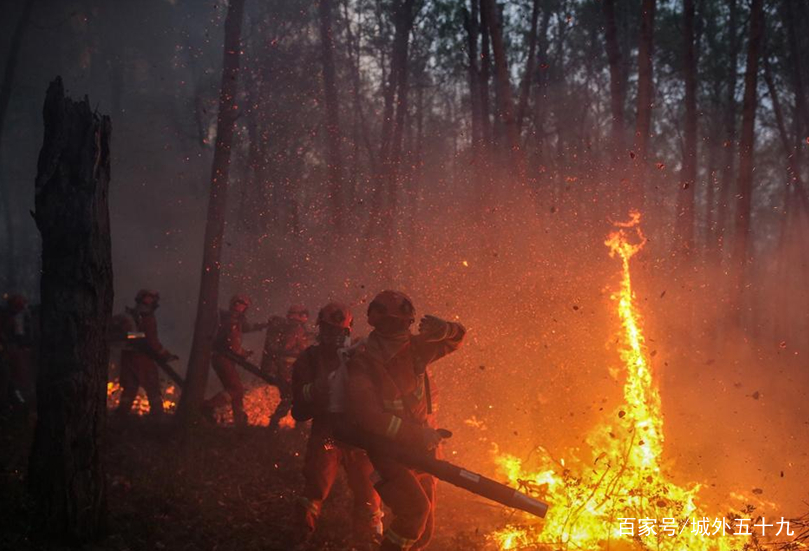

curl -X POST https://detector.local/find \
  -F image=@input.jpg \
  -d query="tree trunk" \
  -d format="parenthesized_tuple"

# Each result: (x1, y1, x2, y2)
(479, 4, 493, 147)
(480, 0, 524, 178)
(319, 0, 343, 234)
(634, 0, 655, 163)
(388, 0, 415, 177)
(764, 56, 809, 208)
(716, 0, 739, 253)
(705, 134, 718, 246)
(731, 0, 765, 314)
(0, 0, 35, 290)
(674, 0, 698, 257)
(516, 0, 540, 133)
(702, 0, 722, 248)
(342, 0, 376, 178)
(783, 0, 808, 190)
(177, 0, 246, 425)
(406, 82, 424, 261)
(531, 4, 551, 166)
(784, 0, 809, 136)
(378, 0, 414, 168)
(602, 0, 625, 157)
(28, 77, 112, 543)
(381, 0, 418, 281)
(462, 0, 482, 146)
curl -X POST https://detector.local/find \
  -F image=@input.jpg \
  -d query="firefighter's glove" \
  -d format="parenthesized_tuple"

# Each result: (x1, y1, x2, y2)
(421, 427, 444, 451)
(242, 349, 254, 359)
(418, 315, 450, 342)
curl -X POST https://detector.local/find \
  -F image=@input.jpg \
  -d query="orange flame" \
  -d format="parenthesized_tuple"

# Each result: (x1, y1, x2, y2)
(491, 212, 746, 550)
(106, 379, 177, 415)
(216, 384, 296, 428)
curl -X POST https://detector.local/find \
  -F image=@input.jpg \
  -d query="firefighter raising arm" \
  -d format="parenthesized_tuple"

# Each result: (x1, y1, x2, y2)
(413, 314, 465, 367)
(345, 290, 465, 551)
(346, 291, 465, 451)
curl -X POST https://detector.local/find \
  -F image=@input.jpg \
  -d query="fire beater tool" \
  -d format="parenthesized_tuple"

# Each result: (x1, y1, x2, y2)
(112, 332, 186, 387)
(212, 347, 289, 392)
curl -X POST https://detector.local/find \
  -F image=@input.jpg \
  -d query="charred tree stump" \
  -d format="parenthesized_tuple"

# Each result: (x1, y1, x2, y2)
(28, 77, 112, 543)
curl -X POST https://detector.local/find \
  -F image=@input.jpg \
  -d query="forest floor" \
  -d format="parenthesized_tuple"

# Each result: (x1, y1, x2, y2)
(0, 410, 505, 551)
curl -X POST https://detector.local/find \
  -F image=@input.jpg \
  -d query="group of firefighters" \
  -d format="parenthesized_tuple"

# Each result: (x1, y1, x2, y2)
(1, 287, 465, 550)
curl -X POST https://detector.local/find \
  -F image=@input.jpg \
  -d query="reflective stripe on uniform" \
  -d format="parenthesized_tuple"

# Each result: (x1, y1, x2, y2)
(412, 377, 424, 401)
(367, 508, 384, 523)
(295, 496, 321, 516)
(384, 528, 417, 549)
(386, 415, 403, 439)
(383, 398, 404, 411)
(302, 383, 314, 402)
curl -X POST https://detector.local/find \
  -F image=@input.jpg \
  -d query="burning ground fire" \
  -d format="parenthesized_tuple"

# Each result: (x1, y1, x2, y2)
(216, 385, 296, 428)
(489, 213, 786, 551)
(106, 379, 178, 415)
(106, 377, 295, 428)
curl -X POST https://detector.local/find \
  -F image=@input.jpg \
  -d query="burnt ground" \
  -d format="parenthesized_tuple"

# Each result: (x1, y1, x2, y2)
(0, 411, 504, 551)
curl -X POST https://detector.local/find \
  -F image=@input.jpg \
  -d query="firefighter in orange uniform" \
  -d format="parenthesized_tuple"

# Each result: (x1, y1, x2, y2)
(116, 290, 176, 417)
(203, 294, 268, 426)
(346, 290, 465, 551)
(291, 302, 383, 548)
(262, 304, 310, 430)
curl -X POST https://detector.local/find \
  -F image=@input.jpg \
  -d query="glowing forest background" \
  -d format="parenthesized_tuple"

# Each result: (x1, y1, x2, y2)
(1, 0, 808, 540)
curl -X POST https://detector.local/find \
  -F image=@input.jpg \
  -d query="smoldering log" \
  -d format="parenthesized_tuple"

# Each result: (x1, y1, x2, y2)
(28, 77, 113, 542)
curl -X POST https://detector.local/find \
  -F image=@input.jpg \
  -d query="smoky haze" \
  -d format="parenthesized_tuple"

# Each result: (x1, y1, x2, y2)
(1, 0, 808, 529)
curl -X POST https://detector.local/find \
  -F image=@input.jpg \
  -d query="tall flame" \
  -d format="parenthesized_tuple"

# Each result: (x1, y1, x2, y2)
(491, 212, 742, 550)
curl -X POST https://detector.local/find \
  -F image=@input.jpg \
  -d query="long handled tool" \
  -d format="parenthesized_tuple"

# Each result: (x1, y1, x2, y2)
(120, 332, 185, 387)
(212, 347, 287, 390)
(335, 425, 549, 519)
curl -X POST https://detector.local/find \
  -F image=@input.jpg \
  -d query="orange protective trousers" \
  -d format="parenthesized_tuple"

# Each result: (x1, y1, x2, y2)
(372, 455, 436, 551)
(298, 425, 382, 542)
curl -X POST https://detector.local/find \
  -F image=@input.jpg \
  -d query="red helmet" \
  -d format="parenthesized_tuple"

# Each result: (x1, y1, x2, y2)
(5, 293, 27, 313)
(230, 294, 251, 309)
(135, 289, 160, 305)
(317, 302, 353, 329)
(287, 304, 309, 320)
(367, 290, 415, 327)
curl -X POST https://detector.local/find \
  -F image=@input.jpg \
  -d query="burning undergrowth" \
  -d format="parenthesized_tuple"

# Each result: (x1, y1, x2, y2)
(106, 369, 296, 430)
(485, 213, 796, 551)
(214, 385, 297, 429)
(106, 377, 179, 415)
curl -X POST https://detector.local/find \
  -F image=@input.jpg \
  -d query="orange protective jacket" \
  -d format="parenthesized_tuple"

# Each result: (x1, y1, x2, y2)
(261, 317, 309, 369)
(214, 310, 265, 357)
(123, 308, 168, 359)
(291, 344, 338, 422)
(346, 323, 465, 449)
